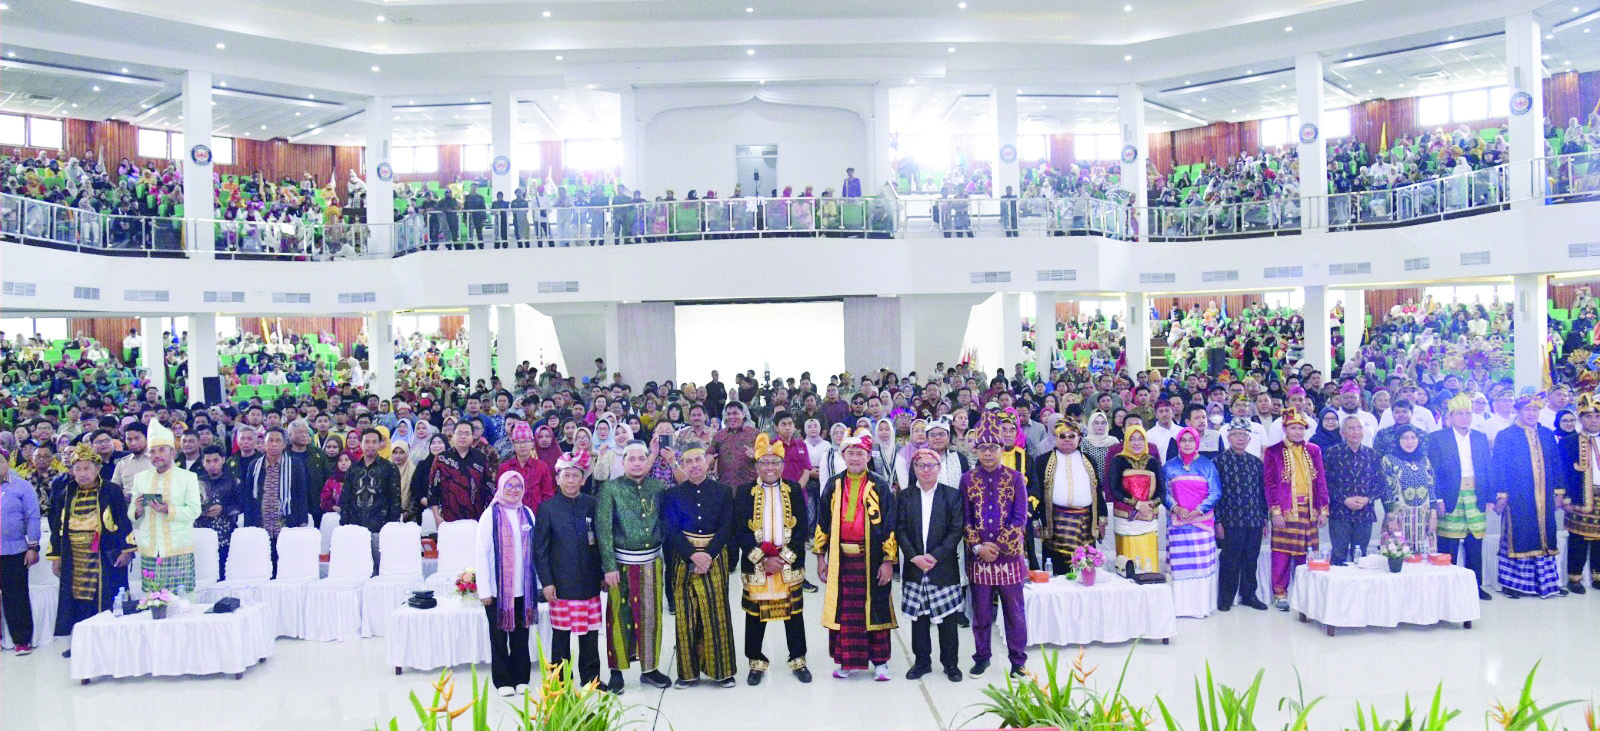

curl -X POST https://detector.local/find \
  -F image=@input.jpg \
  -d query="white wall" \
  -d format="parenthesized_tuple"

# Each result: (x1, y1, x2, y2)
(642, 100, 867, 197)
(674, 302, 845, 383)
(961, 293, 1004, 375)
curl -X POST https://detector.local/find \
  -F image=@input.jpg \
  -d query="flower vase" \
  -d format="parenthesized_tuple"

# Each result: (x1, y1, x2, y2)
(462, 593, 479, 607)
(1386, 556, 1404, 573)
(1080, 567, 1096, 587)
(150, 605, 168, 620)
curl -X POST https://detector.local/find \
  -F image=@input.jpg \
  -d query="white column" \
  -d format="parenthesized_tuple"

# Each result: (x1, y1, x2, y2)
(1341, 289, 1366, 367)
(185, 313, 217, 406)
(619, 86, 642, 192)
(992, 83, 1021, 200)
(1301, 285, 1330, 376)
(1513, 274, 1549, 391)
(1296, 53, 1328, 228)
(602, 302, 621, 386)
(1118, 83, 1148, 242)
(1034, 292, 1056, 381)
(181, 70, 214, 259)
(1000, 293, 1023, 378)
(1125, 292, 1150, 375)
(142, 317, 166, 396)
(898, 296, 917, 375)
(490, 89, 519, 199)
(365, 96, 394, 256)
(368, 310, 395, 399)
(468, 305, 492, 390)
(496, 305, 519, 389)
(1506, 14, 1545, 206)
(869, 83, 894, 192)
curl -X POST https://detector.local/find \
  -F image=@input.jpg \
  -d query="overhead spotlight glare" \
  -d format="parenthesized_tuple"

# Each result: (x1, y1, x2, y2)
(543, 10, 551, 17)
(371, 65, 381, 72)
(308, 94, 316, 99)
(92, 85, 100, 91)
(759, 79, 766, 84)
(1446, 35, 1454, 40)
(215, 42, 226, 49)
(219, 80, 227, 87)
(746, 6, 754, 11)
(555, 55, 563, 60)
(376, 14, 385, 21)
(908, 78, 916, 84)
(746, 48, 755, 55)
(1124, 3, 1132, 10)
(1284, 25, 1293, 31)
(260, 124, 266, 129)
(1200, 97, 1207, 101)
(71, 103, 78, 108)
(1124, 54, 1133, 61)
(958, 1, 967, 7)
(1346, 52, 1354, 57)
(1375, 69, 1382, 74)
(5, 51, 14, 58)
(294, 112, 301, 116)
(120, 67, 129, 73)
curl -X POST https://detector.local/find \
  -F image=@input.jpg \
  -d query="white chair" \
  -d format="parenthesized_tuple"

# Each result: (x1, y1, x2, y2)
(422, 519, 479, 595)
(362, 522, 424, 637)
(189, 528, 221, 594)
(303, 524, 375, 642)
(318, 512, 342, 577)
(194, 527, 271, 605)
(261, 527, 321, 638)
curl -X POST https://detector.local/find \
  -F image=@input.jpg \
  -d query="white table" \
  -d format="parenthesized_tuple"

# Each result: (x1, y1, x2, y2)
(386, 600, 550, 674)
(1022, 573, 1178, 646)
(70, 601, 275, 683)
(1288, 564, 1481, 636)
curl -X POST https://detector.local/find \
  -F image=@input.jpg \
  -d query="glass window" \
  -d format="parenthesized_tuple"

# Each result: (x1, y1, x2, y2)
(1259, 117, 1290, 148)
(898, 134, 951, 171)
(1096, 134, 1122, 162)
(0, 114, 24, 146)
(137, 128, 170, 158)
(1076, 133, 1120, 161)
(392, 147, 415, 175)
(1020, 134, 1048, 164)
(1451, 89, 1488, 122)
(462, 144, 490, 171)
(1489, 87, 1510, 116)
(565, 138, 619, 171)
(410, 146, 439, 174)
(516, 143, 542, 172)
(211, 136, 235, 166)
(1417, 95, 1450, 127)
(969, 136, 998, 164)
(28, 117, 63, 150)
(1323, 107, 1352, 139)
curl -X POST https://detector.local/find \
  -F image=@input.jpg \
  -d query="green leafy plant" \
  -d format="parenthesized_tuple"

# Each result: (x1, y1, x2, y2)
(375, 657, 638, 731)
(1488, 662, 1579, 731)
(1154, 665, 1273, 731)
(957, 645, 1151, 730)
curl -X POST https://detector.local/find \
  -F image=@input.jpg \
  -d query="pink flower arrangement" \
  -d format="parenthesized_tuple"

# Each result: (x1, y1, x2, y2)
(138, 589, 176, 610)
(1071, 545, 1104, 572)
(454, 568, 477, 598)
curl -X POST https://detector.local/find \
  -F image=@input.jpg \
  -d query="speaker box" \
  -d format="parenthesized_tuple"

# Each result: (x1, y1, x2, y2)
(202, 376, 223, 405)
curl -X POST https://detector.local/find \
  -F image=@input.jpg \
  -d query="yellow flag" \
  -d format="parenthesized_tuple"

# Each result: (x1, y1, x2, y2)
(1379, 122, 1387, 154)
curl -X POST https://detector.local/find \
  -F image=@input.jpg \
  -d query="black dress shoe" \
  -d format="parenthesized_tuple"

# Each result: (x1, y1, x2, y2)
(640, 670, 672, 689)
(1556, 588, 1570, 597)
(747, 669, 765, 686)
(944, 668, 964, 682)
(969, 659, 990, 678)
(61, 649, 71, 659)
(953, 613, 970, 628)
(674, 677, 699, 689)
(1240, 598, 1269, 611)
(1502, 589, 1523, 599)
(1567, 581, 1587, 595)
(905, 664, 931, 681)
(606, 671, 626, 694)
(1009, 665, 1029, 679)
(1478, 589, 1493, 600)
(1217, 602, 1233, 612)
(716, 677, 737, 689)
(791, 661, 813, 684)
(802, 581, 818, 593)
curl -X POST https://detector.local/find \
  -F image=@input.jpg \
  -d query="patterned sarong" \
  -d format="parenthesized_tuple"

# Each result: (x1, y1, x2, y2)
(901, 576, 964, 621)
(604, 553, 663, 671)
(141, 553, 196, 593)
(671, 548, 737, 681)
(1270, 495, 1318, 556)
(549, 598, 603, 634)
(827, 551, 890, 668)
(1167, 524, 1218, 580)
(1437, 476, 1487, 540)
(1497, 534, 1562, 597)
(66, 488, 104, 602)
(1047, 507, 1093, 557)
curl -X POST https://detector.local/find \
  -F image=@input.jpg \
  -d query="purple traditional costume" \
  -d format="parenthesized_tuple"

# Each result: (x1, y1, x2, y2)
(960, 412, 1029, 672)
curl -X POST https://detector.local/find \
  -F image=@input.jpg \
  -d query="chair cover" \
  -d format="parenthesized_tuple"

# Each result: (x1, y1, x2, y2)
(304, 525, 372, 641)
(422, 519, 478, 595)
(261, 527, 320, 638)
(363, 522, 424, 637)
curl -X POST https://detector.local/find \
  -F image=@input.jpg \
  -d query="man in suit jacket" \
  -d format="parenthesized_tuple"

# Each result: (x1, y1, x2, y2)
(241, 427, 312, 542)
(895, 448, 965, 682)
(1426, 395, 1495, 599)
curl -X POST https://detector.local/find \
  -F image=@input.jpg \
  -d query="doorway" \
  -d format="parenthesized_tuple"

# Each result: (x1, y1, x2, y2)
(735, 145, 778, 198)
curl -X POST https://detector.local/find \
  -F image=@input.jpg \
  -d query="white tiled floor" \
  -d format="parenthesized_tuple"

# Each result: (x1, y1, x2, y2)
(2, 579, 1594, 731)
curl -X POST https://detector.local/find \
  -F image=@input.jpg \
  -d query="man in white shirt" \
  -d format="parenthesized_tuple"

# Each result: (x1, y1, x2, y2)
(122, 328, 141, 366)
(111, 422, 152, 494)
(1033, 419, 1105, 575)
(901, 419, 967, 489)
(1266, 386, 1313, 448)
(1333, 382, 1379, 448)
(1539, 385, 1572, 430)
(1477, 389, 1516, 442)
(1143, 402, 1181, 463)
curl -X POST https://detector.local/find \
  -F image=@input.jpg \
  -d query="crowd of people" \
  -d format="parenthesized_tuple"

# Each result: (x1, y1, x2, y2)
(1, 293, 1595, 696)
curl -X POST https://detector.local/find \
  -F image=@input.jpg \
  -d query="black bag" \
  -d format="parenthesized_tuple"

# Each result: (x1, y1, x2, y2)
(208, 597, 241, 614)
(406, 590, 437, 610)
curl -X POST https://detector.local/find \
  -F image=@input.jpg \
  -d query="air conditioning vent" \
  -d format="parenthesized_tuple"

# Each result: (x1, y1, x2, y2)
(1403, 257, 1430, 271)
(1567, 243, 1600, 258)
(1328, 262, 1372, 276)
(535, 281, 580, 294)
(1459, 251, 1491, 266)
(271, 292, 311, 304)
(124, 290, 170, 302)
(968, 271, 1012, 284)
(1036, 269, 1077, 282)
(73, 286, 101, 301)
(337, 292, 377, 304)
(468, 283, 510, 296)
(1201, 270, 1239, 283)
(203, 290, 245, 303)
(1263, 266, 1303, 279)
(2, 281, 36, 296)
(1139, 272, 1176, 284)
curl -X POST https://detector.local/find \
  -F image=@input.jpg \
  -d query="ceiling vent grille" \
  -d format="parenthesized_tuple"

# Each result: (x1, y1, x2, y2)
(468, 283, 510, 296)
(1139, 272, 1176, 284)
(124, 290, 170, 302)
(203, 290, 245, 303)
(337, 292, 376, 304)
(1328, 262, 1372, 276)
(1201, 270, 1239, 283)
(535, 281, 580, 294)
(271, 292, 311, 304)
(1036, 269, 1077, 282)
(2, 281, 36, 296)
(1263, 266, 1303, 279)
(1567, 243, 1600, 258)
(73, 286, 101, 301)
(968, 271, 1012, 284)
(1403, 257, 1431, 271)
(1459, 251, 1491, 266)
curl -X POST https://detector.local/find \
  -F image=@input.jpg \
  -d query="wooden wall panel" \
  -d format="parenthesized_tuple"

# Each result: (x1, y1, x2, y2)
(1545, 71, 1583, 130)
(1364, 288, 1423, 318)
(238, 316, 365, 355)
(66, 317, 142, 348)
(438, 316, 465, 340)
(1146, 132, 1173, 176)
(1551, 281, 1600, 311)
(1048, 133, 1074, 171)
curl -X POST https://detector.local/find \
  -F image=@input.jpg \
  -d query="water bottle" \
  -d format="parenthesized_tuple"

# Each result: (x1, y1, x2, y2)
(112, 588, 125, 617)
(1043, 557, 1053, 577)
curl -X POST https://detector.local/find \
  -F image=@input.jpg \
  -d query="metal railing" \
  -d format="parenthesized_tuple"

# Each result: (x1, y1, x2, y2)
(1, 155, 1593, 260)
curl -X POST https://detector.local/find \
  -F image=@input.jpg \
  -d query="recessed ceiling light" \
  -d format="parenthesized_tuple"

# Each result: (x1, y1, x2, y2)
(746, 48, 755, 55)
(1246, 69, 1253, 73)
(141, 103, 150, 109)
(759, 79, 766, 84)
(958, 1, 967, 7)
(219, 80, 227, 87)
(1543, 53, 1551, 59)
(551, 95, 558, 100)
(308, 94, 316, 99)
(308, 124, 316, 129)
(1284, 25, 1293, 31)
(210, 101, 216, 105)
(1566, 60, 1573, 65)
(294, 112, 300, 116)
(1124, 54, 1133, 61)
(0, 4, 10, 10)
(215, 42, 226, 49)
(5, 51, 14, 58)
(1346, 52, 1354, 57)
(371, 65, 381, 72)
(543, 10, 551, 17)
(1446, 35, 1454, 40)
(260, 125, 266, 129)
(1184, 80, 1190, 85)
(746, 6, 754, 11)
(1574, 6, 1582, 12)
(1546, 33, 1554, 39)
(555, 55, 563, 60)
(1375, 69, 1382, 74)
(71, 103, 78, 108)
(120, 67, 129, 73)
(1230, 108, 1236, 113)
(1124, 3, 1132, 10)
(908, 78, 916, 84)
(376, 14, 385, 21)
(408, 99, 414, 104)
(92, 85, 100, 91)
(948, 46, 956, 53)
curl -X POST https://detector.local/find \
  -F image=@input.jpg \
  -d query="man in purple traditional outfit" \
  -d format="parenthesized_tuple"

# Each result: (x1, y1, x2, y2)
(960, 411, 1029, 679)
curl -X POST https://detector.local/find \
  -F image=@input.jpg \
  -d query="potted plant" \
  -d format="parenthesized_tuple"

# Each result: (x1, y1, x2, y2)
(454, 567, 478, 605)
(139, 589, 177, 619)
(1072, 545, 1105, 586)
(1378, 533, 1411, 573)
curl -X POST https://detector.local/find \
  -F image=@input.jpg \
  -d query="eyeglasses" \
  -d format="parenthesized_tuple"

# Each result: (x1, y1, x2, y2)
(914, 462, 940, 469)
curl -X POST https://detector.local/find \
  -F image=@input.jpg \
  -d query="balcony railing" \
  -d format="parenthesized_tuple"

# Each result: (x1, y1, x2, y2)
(2, 155, 1592, 260)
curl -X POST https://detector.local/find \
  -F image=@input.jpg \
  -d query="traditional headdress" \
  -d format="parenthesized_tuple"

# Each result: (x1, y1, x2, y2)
(753, 432, 786, 461)
(1339, 381, 1361, 395)
(972, 411, 1006, 447)
(1227, 417, 1254, 433)
(1053, 418, 1082, 437)
(70, 443, 102, 466)
(1281, 408, 1313, 428)
(925, 416, 952, 434)
(554, 451, 591, 474)
(1446, 393, 1475, 415)
(1513, 393, 1545, 411)
(147, 419, 176, 449)
(510, 421, 535, 442)
(840, 428, 873, 454)
(1576, 392, 1600, 416)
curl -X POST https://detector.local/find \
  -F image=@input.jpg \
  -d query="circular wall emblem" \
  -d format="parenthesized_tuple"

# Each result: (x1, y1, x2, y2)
(375, 162, 394, 182)
(998, 144, 1017, 164)
(1298, 122, 1319, 144)
(189, 144, 212, 166)
(1510, 91, 1534, 116)
(491, 155, 512, 175)
(1120, 145, 1138, 164)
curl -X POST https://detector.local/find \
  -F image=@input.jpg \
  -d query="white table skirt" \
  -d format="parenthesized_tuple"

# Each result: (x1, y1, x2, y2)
(70, 601, 275, 681)
(1022, 573, 1177, 646)
(386, 601, 550, 673)
(1, 577, 60, 649)
(362, 575, 424, 637)
(1288, 564, 1481, 631)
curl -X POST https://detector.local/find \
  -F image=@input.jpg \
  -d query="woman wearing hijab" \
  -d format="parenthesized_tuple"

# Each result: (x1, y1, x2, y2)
(1161, 428, 1222, 618)
(533, 424, 564, 472)
(391, 418, 415, 453)
(1081, 411, 1121, 483)
(1310, 408, 1343, 451)
(871, 418, 898, 487)
(476, 471, 542, 697)
(1554, 410, 1579, 445)
(391, 441, 417, 522)
(1108, 425, 1166, 573)
(1379, 425, 1437, 555)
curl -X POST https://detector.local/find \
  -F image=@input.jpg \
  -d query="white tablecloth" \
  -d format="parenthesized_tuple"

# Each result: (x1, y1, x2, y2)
(1288, 564, 1481, 630)
(386, 601, 551, 673)
(70, 601, 275, 681)
(1022, 573, 1177, 646)
(1, 576, 59, 649)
